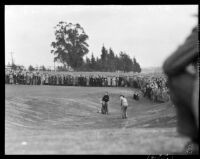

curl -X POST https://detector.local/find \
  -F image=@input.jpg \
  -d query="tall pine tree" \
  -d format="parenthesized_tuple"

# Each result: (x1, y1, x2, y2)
(133, 57, 141, 73)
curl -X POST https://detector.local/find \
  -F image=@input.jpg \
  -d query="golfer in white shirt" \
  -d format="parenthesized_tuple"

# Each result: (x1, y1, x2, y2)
(120, 95, 128, 119)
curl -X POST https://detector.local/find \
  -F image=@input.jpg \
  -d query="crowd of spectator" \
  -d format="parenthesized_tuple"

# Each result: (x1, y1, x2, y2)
(5, 69, 170, 102)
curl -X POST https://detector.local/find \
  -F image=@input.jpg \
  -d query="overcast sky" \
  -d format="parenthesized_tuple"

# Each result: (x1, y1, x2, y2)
(5, 5, 198, 69)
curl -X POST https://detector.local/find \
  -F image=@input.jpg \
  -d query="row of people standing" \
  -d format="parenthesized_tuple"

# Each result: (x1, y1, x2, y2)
(5, 70, 169, 102)
(5, 70, 129, 87)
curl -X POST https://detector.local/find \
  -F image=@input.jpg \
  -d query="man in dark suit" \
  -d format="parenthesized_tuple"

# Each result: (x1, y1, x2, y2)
(102, 92, 110, 115)
(133, 92, 139, 100)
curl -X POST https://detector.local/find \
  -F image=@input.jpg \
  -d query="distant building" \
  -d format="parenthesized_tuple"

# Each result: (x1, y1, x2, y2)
(17, 65, 25, 70)
(5, 64, 25, 71)
(5, 64, 12, 71)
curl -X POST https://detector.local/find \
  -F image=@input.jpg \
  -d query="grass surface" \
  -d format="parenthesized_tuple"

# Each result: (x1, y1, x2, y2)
(5, 85, 189, 154)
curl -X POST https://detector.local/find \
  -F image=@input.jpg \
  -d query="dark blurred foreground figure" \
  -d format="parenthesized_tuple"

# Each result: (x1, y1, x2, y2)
(163, 25, 199, 154)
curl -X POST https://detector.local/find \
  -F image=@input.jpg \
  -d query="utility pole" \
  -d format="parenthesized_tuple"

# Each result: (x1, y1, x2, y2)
(10, 51, 14, 66)
(54, 61, 55, 72)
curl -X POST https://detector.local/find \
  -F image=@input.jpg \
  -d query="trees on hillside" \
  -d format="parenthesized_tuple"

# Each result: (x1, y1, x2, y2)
(132, 57, 142, 73)
(50, 21, 141, 72)
(81, 45, 142, 72)
(100, 45, 108, 71)
(51, 21, 89, 70)
(108, 48, 116, 72)
(119, 52, 133, 72)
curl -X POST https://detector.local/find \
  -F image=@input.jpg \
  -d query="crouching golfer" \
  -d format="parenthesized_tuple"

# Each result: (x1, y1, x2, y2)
(102, 92, 109, 115)
(120, 95, 128, 119)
